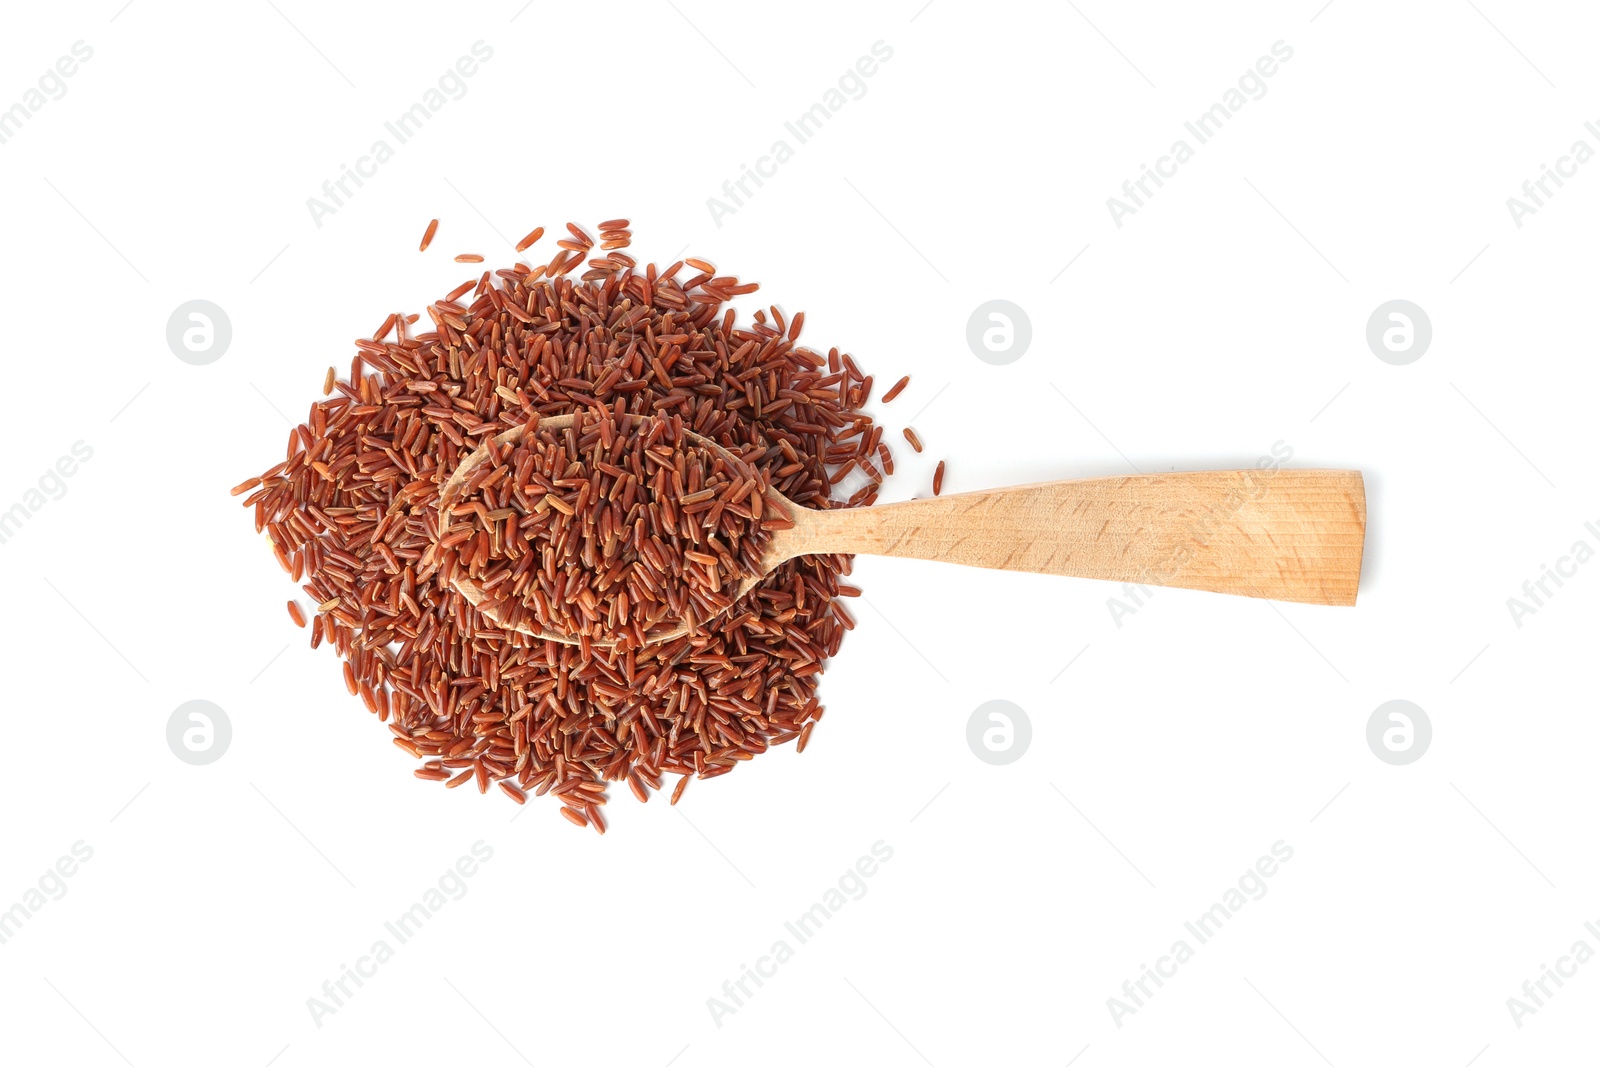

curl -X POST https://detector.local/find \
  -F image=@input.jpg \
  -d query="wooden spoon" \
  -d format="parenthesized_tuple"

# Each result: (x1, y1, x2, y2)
(440, 414, 1366, 643)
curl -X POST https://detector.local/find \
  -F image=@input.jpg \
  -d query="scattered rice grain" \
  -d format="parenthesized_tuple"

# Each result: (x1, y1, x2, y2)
(515, 226, 544, 253)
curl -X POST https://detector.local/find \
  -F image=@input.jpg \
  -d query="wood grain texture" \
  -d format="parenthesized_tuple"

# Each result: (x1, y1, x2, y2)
(770, 469, 1366, 606)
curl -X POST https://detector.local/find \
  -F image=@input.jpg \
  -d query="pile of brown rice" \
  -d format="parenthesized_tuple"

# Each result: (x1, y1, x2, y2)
(234, 220, 893, 831)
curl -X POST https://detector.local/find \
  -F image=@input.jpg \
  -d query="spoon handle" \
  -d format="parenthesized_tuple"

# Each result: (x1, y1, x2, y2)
(780, 469, 1365, 605)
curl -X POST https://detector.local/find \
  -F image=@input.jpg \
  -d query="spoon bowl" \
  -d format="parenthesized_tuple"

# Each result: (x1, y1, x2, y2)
(438, 412, 785, 643)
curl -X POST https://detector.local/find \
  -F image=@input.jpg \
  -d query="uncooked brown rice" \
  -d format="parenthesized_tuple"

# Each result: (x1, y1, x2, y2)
(446, 408, 773, 646)
(239, 220, 897, 829)
(515, 227, 544, 253)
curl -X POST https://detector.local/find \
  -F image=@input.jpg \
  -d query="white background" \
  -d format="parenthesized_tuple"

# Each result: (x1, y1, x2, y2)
(0, 1, 1596, 1064)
